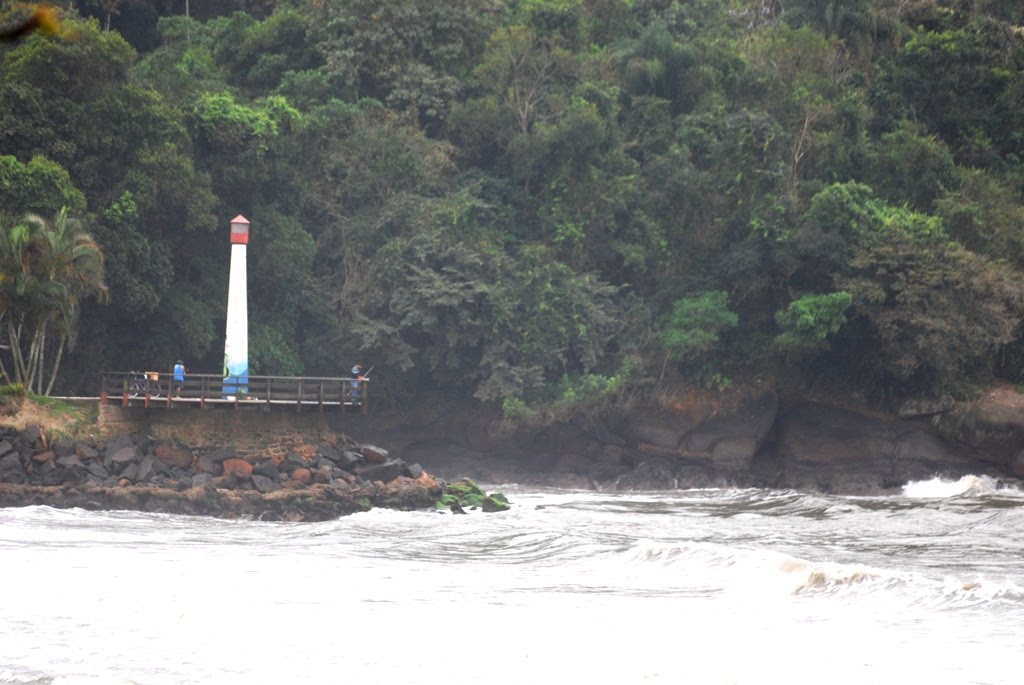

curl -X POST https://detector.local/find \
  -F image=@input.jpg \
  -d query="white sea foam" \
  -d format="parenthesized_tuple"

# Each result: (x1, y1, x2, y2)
(51, 678, 141, 685)
(782, 556, 894, 595)
(0, 672, 52, 685)
(626, 538, 889, 598)
(3, 488, 1023, 684)
(901, 474, 1006, 498)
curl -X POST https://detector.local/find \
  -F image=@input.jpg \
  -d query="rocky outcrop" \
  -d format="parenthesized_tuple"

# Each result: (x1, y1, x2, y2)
(625, 387, 777, 471)
(0, 426, 448, 521)
(367, 385, 1023, 496)
(934, 383, 1024, 476)
(756, 402, 990, 493)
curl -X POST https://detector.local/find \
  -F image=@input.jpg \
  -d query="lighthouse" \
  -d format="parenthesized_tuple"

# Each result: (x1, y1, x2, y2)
(223, 215, 250, 397)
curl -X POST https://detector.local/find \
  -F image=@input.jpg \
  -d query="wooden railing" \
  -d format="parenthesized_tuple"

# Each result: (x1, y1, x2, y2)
(99, 371, 368, 413)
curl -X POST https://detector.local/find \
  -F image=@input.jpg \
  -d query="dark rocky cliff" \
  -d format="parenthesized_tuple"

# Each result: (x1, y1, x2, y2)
(340, 384, 1024, 495)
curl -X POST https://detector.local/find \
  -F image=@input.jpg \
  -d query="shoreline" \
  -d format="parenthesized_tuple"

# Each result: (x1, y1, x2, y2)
(4, 381, 1024, 518)
(0, 424, 510, 521)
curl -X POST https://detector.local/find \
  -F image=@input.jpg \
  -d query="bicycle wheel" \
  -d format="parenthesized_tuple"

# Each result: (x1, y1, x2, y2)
(128, 382, 143, 398)
(149, 382, 162, 399)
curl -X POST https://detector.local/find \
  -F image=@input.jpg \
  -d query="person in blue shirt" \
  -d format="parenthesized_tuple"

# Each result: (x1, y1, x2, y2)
(351, 363, 364, 403)
(173, 360, 186, 396)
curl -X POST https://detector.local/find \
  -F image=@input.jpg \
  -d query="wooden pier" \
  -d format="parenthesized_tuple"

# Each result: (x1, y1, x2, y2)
(99, 371, 368, 413)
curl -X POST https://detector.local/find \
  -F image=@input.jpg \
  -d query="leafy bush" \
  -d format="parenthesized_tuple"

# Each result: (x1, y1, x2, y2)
(660, 291, 738, 358)
(775, 292, 852, 352)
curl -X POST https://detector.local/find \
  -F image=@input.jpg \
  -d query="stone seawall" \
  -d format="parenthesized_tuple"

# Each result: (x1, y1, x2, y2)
(98, 405, 348, 461)
(0, 422, 489, 521)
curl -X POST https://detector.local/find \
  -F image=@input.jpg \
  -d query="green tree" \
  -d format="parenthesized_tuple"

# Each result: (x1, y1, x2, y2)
(0, 155, 86, 218)
(796, 183, 1024, 396)
(658, 291, 738, 383)
(312, 0, 502, 125)
(774, 291, 852, 353)
(0, 210, 107, 394)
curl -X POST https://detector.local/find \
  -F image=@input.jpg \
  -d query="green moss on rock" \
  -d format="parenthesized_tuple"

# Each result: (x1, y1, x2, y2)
(436, 478, 511, 512)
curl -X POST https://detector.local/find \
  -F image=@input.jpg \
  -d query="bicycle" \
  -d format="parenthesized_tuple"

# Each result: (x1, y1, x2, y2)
(127, 371, 162, 398)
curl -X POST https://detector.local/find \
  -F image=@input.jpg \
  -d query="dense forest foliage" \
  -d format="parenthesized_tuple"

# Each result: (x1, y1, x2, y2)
(2, 0, 1024, 418)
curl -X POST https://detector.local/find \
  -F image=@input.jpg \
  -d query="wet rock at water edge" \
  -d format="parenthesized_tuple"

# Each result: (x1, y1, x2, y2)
(434, 478, 511, 513)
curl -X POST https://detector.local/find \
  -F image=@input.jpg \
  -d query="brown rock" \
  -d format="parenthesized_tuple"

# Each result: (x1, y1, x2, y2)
(74, 444, 100, 460)
(222, 458, 253, 478)
(291, 467, 312, 485)
(156, 444, 193, 469)
(111, 446, 138, 464)
(197, 455, 223, 475)
(32, 451, 54, 463)
(361, 444, 389, 464)
(415, 472, 439, 489)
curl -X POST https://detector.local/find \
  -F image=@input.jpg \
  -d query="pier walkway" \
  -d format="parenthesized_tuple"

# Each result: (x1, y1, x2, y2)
(99, 371, 368, 413)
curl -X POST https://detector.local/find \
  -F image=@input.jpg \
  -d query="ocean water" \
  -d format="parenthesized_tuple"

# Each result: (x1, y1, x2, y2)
(0, 475, 1022, 685)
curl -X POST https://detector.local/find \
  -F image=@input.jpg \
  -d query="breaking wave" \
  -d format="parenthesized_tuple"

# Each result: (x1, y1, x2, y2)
(902, 475, 1022, 499)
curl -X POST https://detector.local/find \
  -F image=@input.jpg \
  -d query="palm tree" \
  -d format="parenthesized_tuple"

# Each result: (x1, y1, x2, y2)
(0, 209, 107, 394)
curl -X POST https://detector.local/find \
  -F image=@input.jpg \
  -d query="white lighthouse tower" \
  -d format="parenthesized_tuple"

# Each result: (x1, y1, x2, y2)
(223, 215, 250, 396)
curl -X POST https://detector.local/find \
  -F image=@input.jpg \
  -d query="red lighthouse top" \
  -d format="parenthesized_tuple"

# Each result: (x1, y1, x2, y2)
(230, 215, 250, 245)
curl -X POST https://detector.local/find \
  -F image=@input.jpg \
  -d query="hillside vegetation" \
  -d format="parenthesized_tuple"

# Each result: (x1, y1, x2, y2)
(2, 0, 1024, 420)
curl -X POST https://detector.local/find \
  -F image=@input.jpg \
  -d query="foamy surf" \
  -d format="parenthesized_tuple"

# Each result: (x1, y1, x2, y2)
(901, 474, 1016, 498)
(625, 539, 893, 598)
(0, 676, 142, 685)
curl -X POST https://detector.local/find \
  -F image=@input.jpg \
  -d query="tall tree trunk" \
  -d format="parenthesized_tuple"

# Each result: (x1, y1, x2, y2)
(25, 324, 42, 393)
(34, 326, 47, 394)
(44, 334, 65, 397)
(9, 322, 25, 385)
(43, 331, 64, 395)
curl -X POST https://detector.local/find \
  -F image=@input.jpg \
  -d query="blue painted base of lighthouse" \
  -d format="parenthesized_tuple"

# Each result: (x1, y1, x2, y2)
(222, 361, 249, 398)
